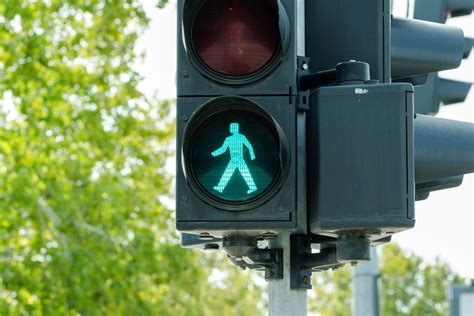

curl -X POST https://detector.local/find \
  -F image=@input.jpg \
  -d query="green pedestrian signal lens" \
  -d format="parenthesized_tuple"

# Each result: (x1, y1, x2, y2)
(210, 122, 258, 195)
(193, 115, 279, 202)
(183, 97, 287, 210)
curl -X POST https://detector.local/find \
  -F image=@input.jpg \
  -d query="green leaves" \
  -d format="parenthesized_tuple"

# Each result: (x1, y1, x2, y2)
(308, 244, 464, 315)
(380, 243, 464, 316)
(156, 0, 170, 9)
(1, 1, 169, 313)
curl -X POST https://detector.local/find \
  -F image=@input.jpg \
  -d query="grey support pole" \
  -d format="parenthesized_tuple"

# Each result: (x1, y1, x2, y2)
(352, 247, 380, 316)
(269, 234, 307, 316)
(268, 1, 308, 314)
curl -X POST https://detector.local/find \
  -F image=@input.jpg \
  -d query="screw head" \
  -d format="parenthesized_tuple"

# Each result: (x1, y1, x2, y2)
(183, 71, 189, 78)
(301, 63, 309, 71)
(302, 275, 309, 284)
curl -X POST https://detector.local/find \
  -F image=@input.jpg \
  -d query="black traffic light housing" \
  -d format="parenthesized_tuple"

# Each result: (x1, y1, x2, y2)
(305, 0, 391, 83)
(306, 61, 415, 240)
(175, 0, 474, 286)
(176, 0, 306, 238)
(304, 0, 415, 243)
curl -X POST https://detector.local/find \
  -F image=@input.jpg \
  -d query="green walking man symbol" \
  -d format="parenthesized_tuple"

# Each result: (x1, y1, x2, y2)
(211, 122, 257, 194)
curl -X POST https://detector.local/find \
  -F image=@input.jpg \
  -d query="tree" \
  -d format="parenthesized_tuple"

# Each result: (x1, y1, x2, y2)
(380, 243, 464, 315)
(310, 264, 352, 316)
(0, 1, 262, 314)
(157, 0, 169, 8)
(308, 243, 465, 315)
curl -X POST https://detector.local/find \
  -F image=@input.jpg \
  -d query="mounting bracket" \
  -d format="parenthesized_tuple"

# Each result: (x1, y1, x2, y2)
(290, 234, 344, 289)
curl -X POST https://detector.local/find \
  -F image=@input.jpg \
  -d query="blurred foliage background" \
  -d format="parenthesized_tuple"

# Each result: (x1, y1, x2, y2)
(0, 0, 465, 315)
(0, 0, 262, 315)
(310, 244, 464, 316)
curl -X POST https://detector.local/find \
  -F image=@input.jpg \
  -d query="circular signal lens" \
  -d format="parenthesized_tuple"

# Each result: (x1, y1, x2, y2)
(192, 112, 279, 202)
(191, 0, 281, 78)
(183, 97, 289, 210)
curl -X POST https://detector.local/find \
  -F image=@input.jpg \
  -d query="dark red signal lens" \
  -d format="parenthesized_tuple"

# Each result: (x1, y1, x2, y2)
(192, 0, 281, 77)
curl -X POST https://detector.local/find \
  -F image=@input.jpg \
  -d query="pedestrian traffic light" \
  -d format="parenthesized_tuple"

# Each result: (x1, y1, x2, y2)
(175, 0, 474, 286)
(176, 0, 306, 237)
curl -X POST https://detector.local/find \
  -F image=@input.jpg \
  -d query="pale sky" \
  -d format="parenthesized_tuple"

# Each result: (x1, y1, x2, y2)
(135, 0, 473, 278)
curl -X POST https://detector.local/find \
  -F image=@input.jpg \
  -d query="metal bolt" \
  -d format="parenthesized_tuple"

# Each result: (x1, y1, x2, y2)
(183, 71, 189, 78)
(301, 63, 309, 71)
(302, 275, 309, 284)
(182, 115, 188, 122)
(181, 195, 188, 202)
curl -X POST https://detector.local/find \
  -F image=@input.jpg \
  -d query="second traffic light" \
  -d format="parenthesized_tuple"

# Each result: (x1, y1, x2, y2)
(306, 61, 415, 251)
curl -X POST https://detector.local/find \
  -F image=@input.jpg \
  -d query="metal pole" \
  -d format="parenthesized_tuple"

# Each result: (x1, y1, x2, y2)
(268, 1, 308, 314)
(269, 234, 307, 316)
(352, 247, 380, 316)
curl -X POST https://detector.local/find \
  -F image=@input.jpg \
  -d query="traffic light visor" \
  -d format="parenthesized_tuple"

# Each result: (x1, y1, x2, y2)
(183, 97, 289, 210)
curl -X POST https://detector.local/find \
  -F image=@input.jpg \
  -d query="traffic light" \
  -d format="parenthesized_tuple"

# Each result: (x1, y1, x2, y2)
(175, 0, 474, 288)
(302, 0, 411, 260)
(306, 61, 415, 256)
(303, 0, 471, 264)
(176, 0, 306, 238)
(411, 0, 473, 114)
